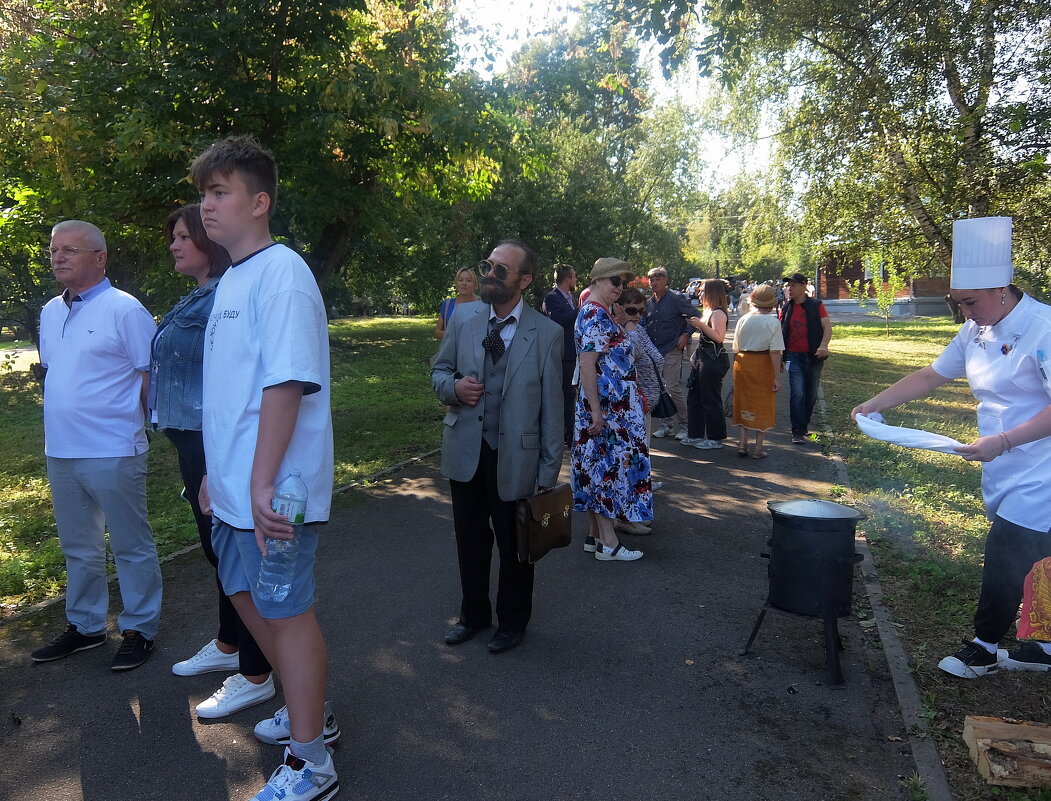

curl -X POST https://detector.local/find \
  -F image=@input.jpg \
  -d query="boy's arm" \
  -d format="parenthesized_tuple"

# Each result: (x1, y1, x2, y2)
(251, 380, 305, 554)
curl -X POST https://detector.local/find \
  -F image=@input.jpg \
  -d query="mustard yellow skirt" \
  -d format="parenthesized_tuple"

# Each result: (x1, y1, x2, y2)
(732, 352, 776, 432)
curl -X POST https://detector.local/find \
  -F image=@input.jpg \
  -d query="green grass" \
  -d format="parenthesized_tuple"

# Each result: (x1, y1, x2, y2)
(0, 316, 440, 611)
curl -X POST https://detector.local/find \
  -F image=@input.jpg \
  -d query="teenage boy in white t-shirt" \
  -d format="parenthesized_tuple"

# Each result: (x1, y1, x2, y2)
(192, 135, 338, 801)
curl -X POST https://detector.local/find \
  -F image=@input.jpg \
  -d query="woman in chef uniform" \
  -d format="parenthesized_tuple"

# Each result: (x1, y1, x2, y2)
(852, 217, 1051, 678)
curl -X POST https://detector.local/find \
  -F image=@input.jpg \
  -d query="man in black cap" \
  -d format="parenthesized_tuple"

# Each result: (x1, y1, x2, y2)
(780, 272, 831, 444)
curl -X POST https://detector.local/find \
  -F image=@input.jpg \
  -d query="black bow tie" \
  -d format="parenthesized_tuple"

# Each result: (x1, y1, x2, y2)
(483, 316, 515, 362)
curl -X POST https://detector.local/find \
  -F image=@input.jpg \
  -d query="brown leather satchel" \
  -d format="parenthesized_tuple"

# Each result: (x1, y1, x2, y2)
(515, 483, 573, 564)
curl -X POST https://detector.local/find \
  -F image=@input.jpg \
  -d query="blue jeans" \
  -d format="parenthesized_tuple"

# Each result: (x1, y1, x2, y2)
(785, 351, 825, 435)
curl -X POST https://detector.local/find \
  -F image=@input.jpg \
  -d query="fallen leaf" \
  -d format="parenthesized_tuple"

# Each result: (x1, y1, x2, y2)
(685, 659, 695, 665)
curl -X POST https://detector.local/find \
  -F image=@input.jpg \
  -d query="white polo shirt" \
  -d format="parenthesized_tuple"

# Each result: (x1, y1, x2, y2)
(39, 279, 156, 458)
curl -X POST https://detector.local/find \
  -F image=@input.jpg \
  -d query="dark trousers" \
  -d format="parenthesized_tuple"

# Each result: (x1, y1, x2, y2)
(686, 353, 729, 441)
(560, 359, 576, 446)
(164, 429, 271, 676)
(785, 351, 825, 435)
(973, 515, 1051, 643)
(449, 442, 534, 632)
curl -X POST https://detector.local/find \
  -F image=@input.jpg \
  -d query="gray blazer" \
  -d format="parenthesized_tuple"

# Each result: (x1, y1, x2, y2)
(431, 300, 564, 501)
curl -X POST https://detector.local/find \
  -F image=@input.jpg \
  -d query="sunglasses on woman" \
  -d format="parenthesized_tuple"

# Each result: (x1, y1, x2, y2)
(623, 306, 643, 316)
(608, 276, 627, 287)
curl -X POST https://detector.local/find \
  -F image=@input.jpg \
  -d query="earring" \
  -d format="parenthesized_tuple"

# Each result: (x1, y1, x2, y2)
(1002, 291, 1007, 305)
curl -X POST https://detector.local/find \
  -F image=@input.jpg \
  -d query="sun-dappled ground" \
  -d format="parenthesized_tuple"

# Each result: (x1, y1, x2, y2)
(6, 312, 1051, 798)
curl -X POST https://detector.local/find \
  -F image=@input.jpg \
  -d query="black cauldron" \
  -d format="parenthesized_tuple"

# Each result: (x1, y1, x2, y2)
(741, 498, 866, 686)
(766, 499, 864, 617)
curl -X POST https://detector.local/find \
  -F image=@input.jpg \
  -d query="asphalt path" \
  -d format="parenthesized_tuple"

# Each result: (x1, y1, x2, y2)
(1, 371, 918, 801)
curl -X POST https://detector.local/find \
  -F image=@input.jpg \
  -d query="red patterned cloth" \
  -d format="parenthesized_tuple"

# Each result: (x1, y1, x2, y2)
(1017, 557, 1051, 640)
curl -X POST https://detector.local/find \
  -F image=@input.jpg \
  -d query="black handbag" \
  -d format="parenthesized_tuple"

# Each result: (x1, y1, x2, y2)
(647, 351, 678, 419)
(516, 483, 573, 564)
(651, 388, 677, 419)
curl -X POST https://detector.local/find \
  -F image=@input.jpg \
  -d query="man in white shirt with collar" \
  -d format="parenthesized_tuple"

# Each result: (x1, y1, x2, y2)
(31, 220, 161, 672)
(431, 240, 564, 654)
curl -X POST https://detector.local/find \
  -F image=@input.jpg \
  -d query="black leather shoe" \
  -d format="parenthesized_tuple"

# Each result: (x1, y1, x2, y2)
(487, 629, 524, 654)
(444, 623, 487, 646)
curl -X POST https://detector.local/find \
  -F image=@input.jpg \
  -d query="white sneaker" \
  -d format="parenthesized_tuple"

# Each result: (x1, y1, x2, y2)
(171, 639, 239, 676)
(195, 673, 276, 719)
(674, 428, 689, 441)
(250, 747, 338, 801)
(652, 423, 673, 438)
(595, 543, 644, 561)
(613, 520, 652, 535)
(255, 702, 342, 746)
(651, 481, 663, 491)
(693, 439, 724, 450)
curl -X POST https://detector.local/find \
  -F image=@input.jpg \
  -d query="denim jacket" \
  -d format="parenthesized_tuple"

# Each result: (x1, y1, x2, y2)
(149, 278, 218, 431)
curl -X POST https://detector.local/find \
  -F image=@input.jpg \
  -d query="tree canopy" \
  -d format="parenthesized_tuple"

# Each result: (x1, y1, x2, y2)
(0, 0, 706, 340)
(607, 0, 1051, 291)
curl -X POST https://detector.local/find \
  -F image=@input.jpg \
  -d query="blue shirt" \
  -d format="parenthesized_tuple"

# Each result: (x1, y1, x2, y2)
(644, 289, 698, 354)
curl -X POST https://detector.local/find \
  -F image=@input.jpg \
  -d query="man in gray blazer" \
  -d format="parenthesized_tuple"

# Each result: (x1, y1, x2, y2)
(431, 239, 564, 654)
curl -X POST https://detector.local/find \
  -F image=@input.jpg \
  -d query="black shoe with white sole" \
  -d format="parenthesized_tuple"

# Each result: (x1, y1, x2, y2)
(938, 639, 998, 678)
(999, 640, 1051, 672)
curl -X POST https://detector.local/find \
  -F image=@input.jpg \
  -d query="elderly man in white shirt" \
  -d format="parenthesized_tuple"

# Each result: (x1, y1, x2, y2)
(31, 220, 161, 672)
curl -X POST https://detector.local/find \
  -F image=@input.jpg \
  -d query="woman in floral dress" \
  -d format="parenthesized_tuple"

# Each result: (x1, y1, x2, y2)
(571, 258, 652, 562)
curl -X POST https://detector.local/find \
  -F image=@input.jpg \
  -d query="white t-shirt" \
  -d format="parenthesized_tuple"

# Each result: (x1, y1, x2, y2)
(39, 282, 155, 458)
(202, 244, 333, 528)
(732, 311, 784, 353)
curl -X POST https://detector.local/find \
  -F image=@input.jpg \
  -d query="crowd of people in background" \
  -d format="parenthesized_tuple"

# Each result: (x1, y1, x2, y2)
(432, 258, 838, 567)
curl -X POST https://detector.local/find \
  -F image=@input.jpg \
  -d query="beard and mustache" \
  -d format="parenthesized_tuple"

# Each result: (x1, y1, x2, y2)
(480, 276, 513, 306)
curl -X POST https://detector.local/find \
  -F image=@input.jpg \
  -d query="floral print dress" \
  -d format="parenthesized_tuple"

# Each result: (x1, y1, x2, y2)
(570, 301, 653, 522)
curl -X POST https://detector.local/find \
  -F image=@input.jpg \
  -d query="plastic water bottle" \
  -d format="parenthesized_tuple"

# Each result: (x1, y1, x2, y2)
(257, 470, 308, 601)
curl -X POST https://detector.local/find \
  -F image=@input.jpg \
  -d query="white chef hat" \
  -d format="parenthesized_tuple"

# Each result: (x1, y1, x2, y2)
(950, 217, 1013, 289)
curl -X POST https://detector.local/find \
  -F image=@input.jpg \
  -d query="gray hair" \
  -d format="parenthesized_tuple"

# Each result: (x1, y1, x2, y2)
(51, 220, 107, 252)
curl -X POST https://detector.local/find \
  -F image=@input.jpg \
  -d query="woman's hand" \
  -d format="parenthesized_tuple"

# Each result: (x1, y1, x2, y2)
(955, 435, 1004, 462)
(772, 377, 780, 392)
(850, 401, 879, 421)
(586, 409, 605, 436)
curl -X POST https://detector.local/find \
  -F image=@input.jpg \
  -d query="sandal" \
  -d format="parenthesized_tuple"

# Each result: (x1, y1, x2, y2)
(737, 447, 749, 457)
(750, 448, 769, 459)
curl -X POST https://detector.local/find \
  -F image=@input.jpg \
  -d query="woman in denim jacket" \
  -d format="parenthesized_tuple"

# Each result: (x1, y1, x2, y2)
(151, 205, 274, 719)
